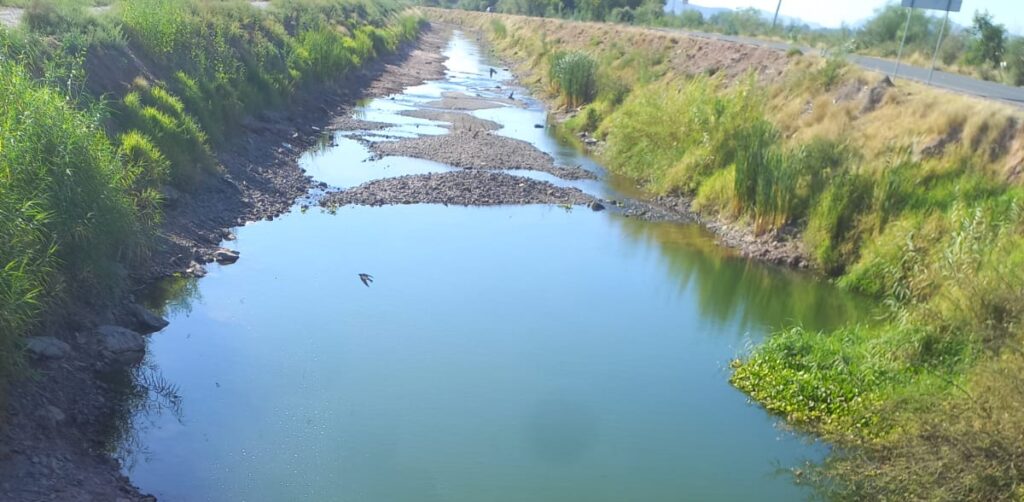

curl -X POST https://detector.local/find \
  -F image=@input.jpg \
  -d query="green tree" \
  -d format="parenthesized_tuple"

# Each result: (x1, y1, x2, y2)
(966, 11, 1006, 67)
(1007, 37, 1024, 86)
(858, 4, 934, 55)
(678, 10, 703, 29)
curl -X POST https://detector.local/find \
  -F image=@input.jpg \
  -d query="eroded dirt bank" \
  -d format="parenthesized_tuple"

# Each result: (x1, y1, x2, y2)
(0, 25, 451, 502)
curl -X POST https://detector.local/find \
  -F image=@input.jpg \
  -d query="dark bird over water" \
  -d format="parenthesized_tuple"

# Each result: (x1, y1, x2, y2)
(358, 273, 374, 287)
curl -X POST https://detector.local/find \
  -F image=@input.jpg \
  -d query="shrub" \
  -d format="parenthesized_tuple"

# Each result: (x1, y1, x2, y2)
(0, 60, 139, 367)
(804, 173, 872, 274)
(549, 51, 598, 108)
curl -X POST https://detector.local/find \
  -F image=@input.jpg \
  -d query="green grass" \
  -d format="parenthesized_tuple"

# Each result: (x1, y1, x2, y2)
(548, 51, 597, 108)
(0, 59, 139, 394)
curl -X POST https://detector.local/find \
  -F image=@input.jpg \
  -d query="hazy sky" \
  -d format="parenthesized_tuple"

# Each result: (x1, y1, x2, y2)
(687, 0, 1023, 34)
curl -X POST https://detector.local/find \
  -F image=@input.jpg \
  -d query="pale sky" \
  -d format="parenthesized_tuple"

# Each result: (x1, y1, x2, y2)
(689, 0, 1023, 34)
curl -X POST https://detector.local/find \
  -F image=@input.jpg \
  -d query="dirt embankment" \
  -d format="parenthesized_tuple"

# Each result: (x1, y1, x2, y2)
(0, 25, 451, 502)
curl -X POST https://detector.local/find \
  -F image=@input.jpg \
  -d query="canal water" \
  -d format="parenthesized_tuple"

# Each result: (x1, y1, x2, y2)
(119, 32, 868, 501)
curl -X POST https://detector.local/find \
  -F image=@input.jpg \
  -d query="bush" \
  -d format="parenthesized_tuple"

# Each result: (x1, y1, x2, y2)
(120, 84, 216, 190)
(601, 76, 764, 193)
(0, 60, 139, 382)
(804, 173, 872, 274)
(548, 51, 598, 108)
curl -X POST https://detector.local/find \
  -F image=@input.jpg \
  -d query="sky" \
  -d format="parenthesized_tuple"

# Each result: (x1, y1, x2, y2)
(683, 0, 1023, 34)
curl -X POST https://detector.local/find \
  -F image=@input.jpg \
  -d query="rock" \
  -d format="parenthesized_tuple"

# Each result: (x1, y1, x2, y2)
(127, 304, 168, 335)
(861, 76, 894, 114)
(533, 124, 544, 129)
(213, 248, 240, 265)
(95, 326, 145, 366)
(37, 405, 65, 429)
(24, 337, 71, 360)
(588, 200, 606, 211)
(918, 124, 963, 159)
(187, 261, 207, 277)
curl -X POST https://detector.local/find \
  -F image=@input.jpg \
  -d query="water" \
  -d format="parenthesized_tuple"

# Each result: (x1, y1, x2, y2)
(118, 33, 870, 501)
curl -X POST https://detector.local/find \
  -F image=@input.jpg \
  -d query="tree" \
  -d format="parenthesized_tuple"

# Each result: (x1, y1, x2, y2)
(1007, 37, 1024, 86)
(858, 4, 935, 55)
(966, 11, 1006, 68)
(678, 10, 703, 29)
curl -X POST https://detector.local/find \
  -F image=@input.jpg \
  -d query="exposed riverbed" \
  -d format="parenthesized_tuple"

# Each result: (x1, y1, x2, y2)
(116, 32, 870, 501)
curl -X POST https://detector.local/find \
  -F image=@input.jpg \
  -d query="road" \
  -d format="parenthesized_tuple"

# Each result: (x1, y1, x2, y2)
(660, 28, 1024, 107)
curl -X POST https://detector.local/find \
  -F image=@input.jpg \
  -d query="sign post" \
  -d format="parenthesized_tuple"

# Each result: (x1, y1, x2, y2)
(894, 0, 963, 81)
(772, 0, 782, 29)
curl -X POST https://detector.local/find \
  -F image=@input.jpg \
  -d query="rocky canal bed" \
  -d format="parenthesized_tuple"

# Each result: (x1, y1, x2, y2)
(320, 171, 598, 208)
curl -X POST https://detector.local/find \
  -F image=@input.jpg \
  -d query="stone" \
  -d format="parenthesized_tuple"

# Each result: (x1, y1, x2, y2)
(127, 304, 168, 335)
(95, 325, 145, 366)
(213, 248, 240, 265)
(588, 200, 606, 212)
(24, 337, 71, 360)
(37, 405, 65, 428)
(861, 76, 894, 114)
(187, 262, 207, 277)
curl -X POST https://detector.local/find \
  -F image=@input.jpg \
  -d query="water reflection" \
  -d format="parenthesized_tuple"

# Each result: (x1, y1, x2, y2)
(615, 215, 870, 333)
(138, 274, 201, 318)
(102, 362, 184, 471)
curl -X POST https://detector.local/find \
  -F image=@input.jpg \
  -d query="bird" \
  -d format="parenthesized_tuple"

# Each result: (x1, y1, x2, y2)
(358, 273, 374, 287)
(508, 91, 515, 100)
(489, 67, 497, 78)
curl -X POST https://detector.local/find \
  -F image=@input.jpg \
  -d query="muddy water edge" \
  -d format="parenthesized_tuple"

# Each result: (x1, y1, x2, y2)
(118, 30, 872, 500)
(0, 26, 453, 502)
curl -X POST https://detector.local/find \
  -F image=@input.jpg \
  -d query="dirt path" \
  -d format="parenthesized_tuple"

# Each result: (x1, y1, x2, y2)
(0, 25, 451, 502)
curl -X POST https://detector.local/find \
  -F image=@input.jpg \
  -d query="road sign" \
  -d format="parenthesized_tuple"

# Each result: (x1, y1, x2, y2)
(900, 0, 962, 12)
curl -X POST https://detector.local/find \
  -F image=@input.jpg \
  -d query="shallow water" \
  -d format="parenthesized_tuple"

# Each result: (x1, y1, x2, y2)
(119, 33, 870, 501)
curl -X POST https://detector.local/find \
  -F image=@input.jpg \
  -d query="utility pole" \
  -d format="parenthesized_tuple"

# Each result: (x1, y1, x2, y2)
(893, 0, 915, 80)
(772, 0, 782, 29)
(928, 0, 953, 83)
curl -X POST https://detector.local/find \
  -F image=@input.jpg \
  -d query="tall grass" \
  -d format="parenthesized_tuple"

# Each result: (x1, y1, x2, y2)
(548, 51, 597, 108)
(0, 59, 139, 388)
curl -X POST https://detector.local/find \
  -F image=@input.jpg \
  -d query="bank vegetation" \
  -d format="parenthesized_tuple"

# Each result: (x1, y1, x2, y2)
(431, 8, 1024, 500)
(0, 0, 422, 400)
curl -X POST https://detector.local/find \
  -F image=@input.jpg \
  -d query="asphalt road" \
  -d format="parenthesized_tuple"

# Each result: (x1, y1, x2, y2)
(661, 28, 1024, 107)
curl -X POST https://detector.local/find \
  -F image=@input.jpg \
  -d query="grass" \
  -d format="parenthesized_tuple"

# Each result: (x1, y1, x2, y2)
(548, 50, 597, 109)
(0, 0, 422, 402)
(0, 58, 139, 397)
(432, 9, 1024, 499)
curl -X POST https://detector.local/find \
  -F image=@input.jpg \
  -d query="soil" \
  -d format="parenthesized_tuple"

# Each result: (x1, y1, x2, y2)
(321, 170, 596, 207)
(370, 130, 597, 180)
(0, 24, 451, 502)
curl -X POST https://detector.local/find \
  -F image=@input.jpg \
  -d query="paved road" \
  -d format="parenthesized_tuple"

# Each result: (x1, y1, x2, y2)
(661, 28, 1024, 107)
